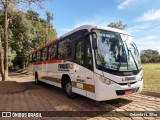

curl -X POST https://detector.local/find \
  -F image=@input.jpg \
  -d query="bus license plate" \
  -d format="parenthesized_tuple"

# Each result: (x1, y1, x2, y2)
(125, 90, 132, 95)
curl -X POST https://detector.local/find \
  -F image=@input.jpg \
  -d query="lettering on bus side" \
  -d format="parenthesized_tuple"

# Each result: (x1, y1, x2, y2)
(58, 64, 70, 71)
(76, 79, 85, 83)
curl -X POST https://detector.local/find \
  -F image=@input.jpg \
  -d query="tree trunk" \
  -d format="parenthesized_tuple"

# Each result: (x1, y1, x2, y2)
(4, 0, 9, 81)
(22, 58, 26, 69)
(0, 35, 5, 81)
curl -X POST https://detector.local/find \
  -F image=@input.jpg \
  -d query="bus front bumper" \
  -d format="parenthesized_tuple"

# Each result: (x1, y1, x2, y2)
(95, 80, 143, 101)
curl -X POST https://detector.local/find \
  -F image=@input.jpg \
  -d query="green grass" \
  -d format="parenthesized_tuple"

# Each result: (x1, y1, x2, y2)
(142, 63, 160, 92)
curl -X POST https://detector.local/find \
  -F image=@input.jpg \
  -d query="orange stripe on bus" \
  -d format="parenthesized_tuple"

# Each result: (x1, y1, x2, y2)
(33, 60, 62, 65)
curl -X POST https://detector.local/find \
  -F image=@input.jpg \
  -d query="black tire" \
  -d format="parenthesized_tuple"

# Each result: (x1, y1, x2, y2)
(64, 79, 77, 99)
(35, 72, 40, 85)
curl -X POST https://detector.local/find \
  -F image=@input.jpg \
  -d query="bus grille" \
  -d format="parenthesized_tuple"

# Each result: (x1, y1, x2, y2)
(117, 81, 137, 86)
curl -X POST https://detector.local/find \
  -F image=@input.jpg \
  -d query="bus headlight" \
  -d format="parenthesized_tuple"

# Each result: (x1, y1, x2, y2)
(95, 74, 115, 85)
(138, 76, 143, 81)
(138, 72, 143, 81)
(100, 76, 115, 85)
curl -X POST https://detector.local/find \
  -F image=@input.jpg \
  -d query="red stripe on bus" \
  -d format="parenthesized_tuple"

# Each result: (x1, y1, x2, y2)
(47, 60, 62, 64)
(33, 60, 62, 65)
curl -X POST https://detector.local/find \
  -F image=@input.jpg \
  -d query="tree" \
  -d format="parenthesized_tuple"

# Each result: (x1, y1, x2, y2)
(2, 10, 57, 69)
(141, 56, 149, 63)
(46, 11, 53, 23)
(140, 49, 160, 63)
(0, 0, 48, 81)
(0, 0, 9, 81)
(107, 21, 127, 30)
(0, 30, 5, 81)
(27, 10, 40, 21)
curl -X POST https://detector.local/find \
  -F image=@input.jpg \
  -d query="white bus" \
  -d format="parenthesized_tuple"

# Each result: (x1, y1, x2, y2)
(29, 25, 143, 101)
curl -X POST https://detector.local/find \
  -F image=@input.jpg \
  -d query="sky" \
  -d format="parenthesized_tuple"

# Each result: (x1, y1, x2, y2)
(35, 0, 160, 52)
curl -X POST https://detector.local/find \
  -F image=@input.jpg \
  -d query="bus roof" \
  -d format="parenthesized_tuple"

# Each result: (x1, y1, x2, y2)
(60, 25, 131, 39)
(32, 25, 131, 54)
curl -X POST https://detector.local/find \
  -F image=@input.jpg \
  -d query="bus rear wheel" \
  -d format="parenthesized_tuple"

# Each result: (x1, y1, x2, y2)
(35, 72, 40, 85)
(64, 80, 77, 99)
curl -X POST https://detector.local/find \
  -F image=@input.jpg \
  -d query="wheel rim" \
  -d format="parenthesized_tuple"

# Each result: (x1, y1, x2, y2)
(66, 82, 72, 95)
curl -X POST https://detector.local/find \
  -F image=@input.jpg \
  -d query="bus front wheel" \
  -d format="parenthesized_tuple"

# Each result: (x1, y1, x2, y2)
(64, 80, 77, 99)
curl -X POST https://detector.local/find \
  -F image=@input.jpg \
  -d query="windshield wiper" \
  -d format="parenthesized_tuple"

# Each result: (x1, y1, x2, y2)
(123, 41, 130, 71)
(117, 42, 128, 71)
(117, 54, 122, 71)
(128, 50, 139, 71)
(117, 55, 127, 71)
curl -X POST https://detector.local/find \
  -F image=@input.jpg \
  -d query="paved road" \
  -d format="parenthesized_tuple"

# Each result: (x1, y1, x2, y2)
(0, 72, 160, 120)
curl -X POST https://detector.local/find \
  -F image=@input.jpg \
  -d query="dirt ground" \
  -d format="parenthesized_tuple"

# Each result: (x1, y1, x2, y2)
(0, 72, 159, 120)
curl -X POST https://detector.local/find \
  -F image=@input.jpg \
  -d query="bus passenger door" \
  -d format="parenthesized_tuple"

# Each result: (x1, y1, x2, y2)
(74, 38, 87, 96)
(84, 38, 95, 100)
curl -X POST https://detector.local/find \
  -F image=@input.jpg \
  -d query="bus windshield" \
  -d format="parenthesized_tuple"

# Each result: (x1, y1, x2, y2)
(93, 29, 142, 71)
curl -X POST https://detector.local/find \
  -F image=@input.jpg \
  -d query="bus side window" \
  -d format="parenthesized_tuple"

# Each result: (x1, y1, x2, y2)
(37, 51, 41, 62)
(58, 38, 72, 59)
(86, 39, 93, 70)
(75, 40, 84, 65)
(49, 44, 57, 60)
(42, 48, 48, 61)
(33, 53, 36, 62)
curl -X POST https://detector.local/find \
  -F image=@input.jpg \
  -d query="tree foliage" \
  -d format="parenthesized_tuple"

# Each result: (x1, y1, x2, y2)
(107, 21, 127, 30)
(46, 11, 53, 23)
(0, 0, 49, 81)
(0, 10, 57, 69)
(140, 49, 160, 63)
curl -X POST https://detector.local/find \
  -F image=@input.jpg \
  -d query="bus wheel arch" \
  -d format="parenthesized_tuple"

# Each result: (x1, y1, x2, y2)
(61, 74, 71, 89)
(35, 71, 40, 85)
(61, 74, 77, 99)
